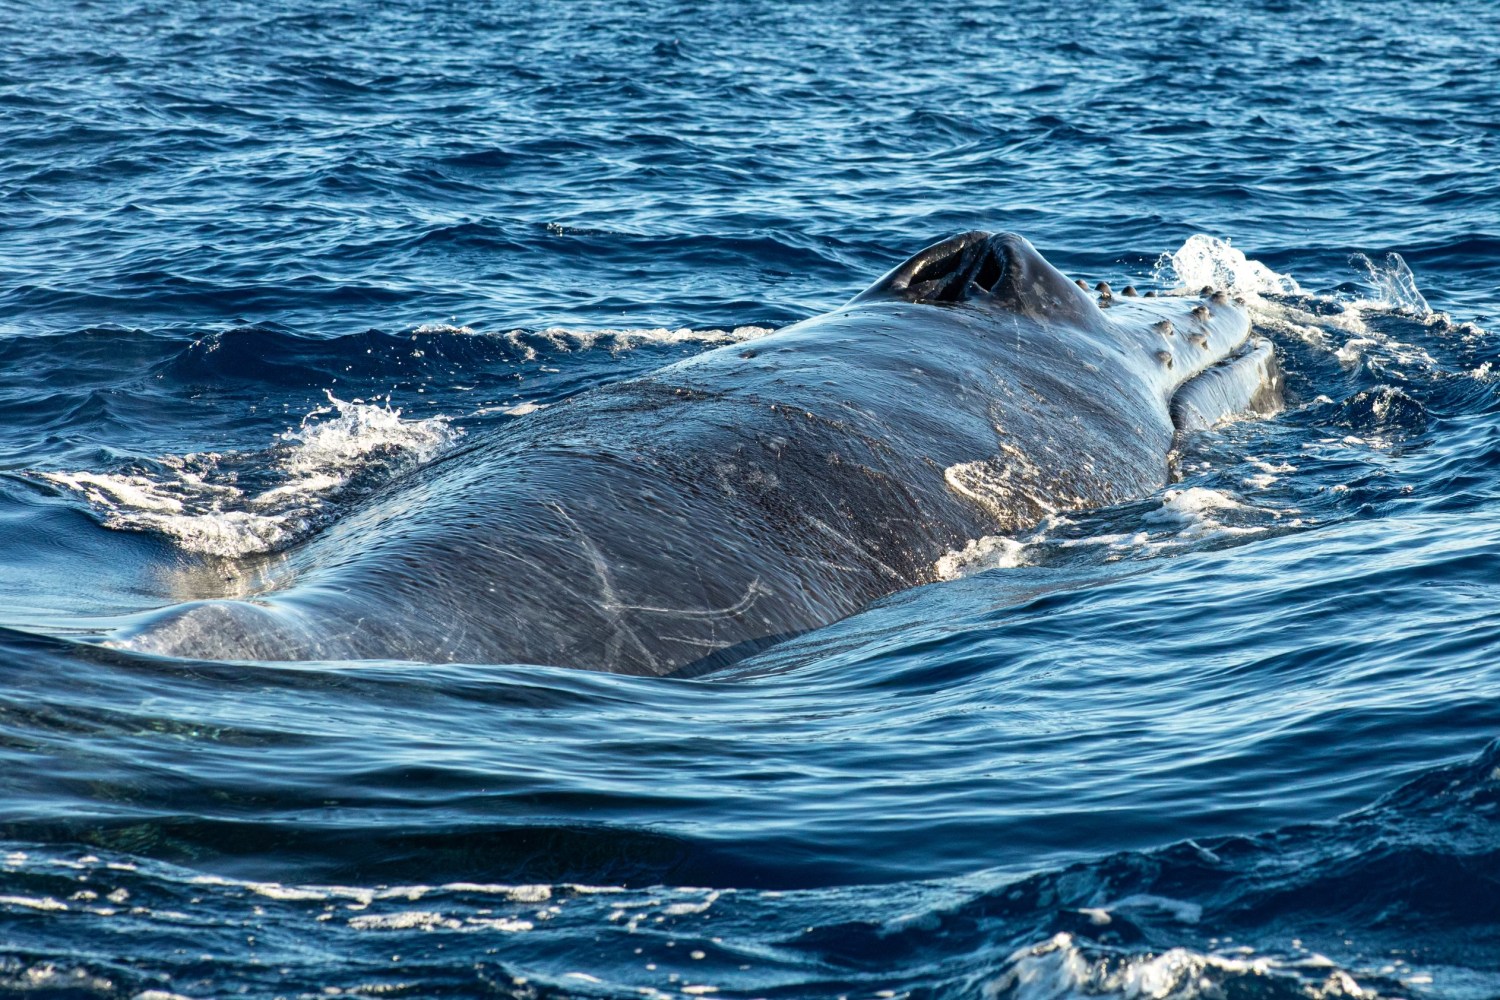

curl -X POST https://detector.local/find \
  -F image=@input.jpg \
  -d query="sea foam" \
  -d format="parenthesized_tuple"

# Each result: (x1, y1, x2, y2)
(41, 393, 459, 559)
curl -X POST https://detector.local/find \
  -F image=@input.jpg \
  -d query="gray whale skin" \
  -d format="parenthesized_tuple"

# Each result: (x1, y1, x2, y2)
(121, 232, 1279, 675)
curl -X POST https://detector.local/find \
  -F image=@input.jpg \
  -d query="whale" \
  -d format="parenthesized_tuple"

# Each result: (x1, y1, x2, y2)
(117, 232, 1281, 675)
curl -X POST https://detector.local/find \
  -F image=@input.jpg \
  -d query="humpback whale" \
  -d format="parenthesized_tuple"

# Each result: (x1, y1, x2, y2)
(119, 232, 1280, 675)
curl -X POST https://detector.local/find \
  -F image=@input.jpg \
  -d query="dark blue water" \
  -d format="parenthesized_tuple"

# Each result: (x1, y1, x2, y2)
(3, 1, 1499, 996)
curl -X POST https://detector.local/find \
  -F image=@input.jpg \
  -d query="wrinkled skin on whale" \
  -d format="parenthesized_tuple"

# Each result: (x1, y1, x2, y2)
(119, 233, 1279, 675)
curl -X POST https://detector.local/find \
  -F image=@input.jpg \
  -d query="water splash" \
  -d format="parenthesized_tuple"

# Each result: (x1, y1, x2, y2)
(39, 394, 460, 559)
(934, 535, 1031, 580)
(1157, 235, 1302, 298)
(1349, 251, 1432, 317)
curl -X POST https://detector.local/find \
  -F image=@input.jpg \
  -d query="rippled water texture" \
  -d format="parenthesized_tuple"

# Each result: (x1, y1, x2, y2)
(2, 2, 1499, 997)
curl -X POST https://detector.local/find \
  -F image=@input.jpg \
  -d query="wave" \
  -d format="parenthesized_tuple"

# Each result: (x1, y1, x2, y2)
(0, 735, 1494, 998)
(38, 394, 458, 558)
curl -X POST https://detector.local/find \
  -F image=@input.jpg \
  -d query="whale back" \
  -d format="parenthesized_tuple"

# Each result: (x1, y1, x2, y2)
(114, 233, 1259, 677)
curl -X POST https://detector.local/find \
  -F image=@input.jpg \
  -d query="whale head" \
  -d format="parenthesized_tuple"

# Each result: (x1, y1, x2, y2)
(852, 231, 1271, 429)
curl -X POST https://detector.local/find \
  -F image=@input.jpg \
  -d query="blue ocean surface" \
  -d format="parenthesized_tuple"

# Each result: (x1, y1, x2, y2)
(2, 1, 1499, 996)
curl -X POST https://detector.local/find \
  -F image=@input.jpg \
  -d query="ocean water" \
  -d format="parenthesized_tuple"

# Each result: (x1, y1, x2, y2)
(2, 1, 1499, 996)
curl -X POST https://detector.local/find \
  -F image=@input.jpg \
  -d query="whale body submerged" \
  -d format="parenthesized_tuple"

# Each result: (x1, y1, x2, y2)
(121, 233, 1281, 675)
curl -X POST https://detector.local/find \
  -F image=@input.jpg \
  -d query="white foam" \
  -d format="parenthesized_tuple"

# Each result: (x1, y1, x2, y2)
(441, 882, 552, 902)
(348, 910, 461, 931)
(936, 445, 1092, 581)
(934, 535, 1030, 581)
(190, 874, 375, 905)
(501, 325, 774, 360)
(463, 916, 535, 932)
(412, 321, 477, 335)
(1107, 487, 1297, 559)
(41, 393, 460, 559)
(184, 871, 634, 916)
(0, 894, 68, 911)
(1023, 488, 1298, 566)
(1158, 235, 1302, 298)
(1142, 487, 1255, 529)
(41, 472, 190, 513)
(144, 509, 294, 556)
(278, 392, 456, 478)
(993, 933, 1371, 1000)
(9, 965, 112, 993)
(661, 890, 719, 916)
(1159, 233, 1461, 376)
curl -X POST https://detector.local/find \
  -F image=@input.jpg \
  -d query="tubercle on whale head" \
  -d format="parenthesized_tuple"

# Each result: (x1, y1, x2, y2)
(848, 231, 1105, 328)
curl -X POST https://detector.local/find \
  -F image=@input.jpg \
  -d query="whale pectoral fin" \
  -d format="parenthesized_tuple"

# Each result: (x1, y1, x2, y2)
(1170, 338, 1284, 433)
